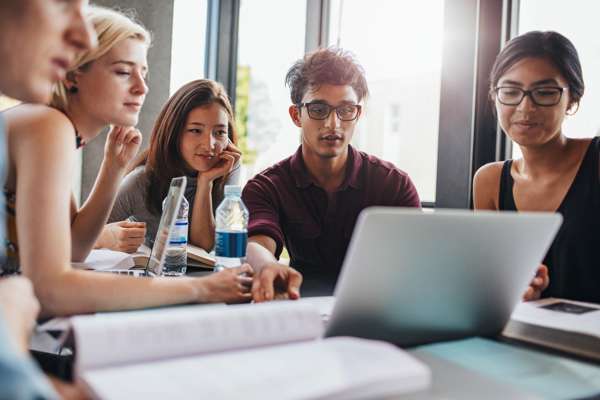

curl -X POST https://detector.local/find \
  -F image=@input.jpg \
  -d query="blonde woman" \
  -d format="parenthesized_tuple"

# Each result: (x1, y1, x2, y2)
(2, 6, 252, 317)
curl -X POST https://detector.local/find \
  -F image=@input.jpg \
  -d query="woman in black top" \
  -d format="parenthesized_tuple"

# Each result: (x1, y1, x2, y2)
(473, 31, 600, 304)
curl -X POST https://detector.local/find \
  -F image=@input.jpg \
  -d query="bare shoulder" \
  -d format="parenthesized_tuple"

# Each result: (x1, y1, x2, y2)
(4, 104, 75, 155)
(474, 161, 504, 184)
(473, 161, 504, 210)
(5, 104, 75, 144)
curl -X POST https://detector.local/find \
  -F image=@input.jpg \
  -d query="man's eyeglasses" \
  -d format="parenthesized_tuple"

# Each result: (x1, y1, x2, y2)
(494, 86, 567, 107)
(297, 102, 361, 121)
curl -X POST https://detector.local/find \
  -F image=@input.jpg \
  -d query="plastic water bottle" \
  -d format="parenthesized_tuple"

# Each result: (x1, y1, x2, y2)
(215, 185, 248, 270)
(162, 195, 189, 276)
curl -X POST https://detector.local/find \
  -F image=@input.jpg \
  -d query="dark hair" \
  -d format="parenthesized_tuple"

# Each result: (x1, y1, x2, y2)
(131, 79, 238, 215)
(490, 31, 584, 108)
(285, 47, 369, 104)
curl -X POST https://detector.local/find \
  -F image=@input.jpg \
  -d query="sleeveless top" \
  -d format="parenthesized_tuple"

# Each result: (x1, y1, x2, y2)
(499, 137, 600, 303)
(0, 132, 82, 276)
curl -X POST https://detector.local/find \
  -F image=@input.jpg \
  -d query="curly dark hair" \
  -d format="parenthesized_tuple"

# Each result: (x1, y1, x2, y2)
(285, 47, 369, 104)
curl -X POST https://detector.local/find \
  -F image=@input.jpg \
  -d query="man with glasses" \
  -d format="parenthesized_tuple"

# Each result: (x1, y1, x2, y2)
(244, 48, 420, 301)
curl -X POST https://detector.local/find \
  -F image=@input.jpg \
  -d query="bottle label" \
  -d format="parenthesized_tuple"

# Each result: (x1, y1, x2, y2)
(169, 219, 188, 245)
(215, 230, 247, 257)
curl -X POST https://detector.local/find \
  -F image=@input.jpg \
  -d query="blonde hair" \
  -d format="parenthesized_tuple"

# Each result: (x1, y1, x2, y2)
(51, 5, 151, 111)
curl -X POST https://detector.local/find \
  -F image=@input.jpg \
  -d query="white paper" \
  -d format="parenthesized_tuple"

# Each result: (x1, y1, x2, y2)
(81, 337, 430, 400)
(71, 249, 134, 271)
(73, 301, 323, 375)
(294, 296, 336, 324)
(511, 298, 600, 337)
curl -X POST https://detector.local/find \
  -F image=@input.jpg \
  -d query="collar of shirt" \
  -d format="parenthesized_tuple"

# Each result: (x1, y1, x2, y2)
(289, 144, 364, 191)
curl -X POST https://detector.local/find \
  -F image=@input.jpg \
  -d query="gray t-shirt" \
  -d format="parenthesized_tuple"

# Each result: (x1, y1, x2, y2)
(109, 165, 240, 247)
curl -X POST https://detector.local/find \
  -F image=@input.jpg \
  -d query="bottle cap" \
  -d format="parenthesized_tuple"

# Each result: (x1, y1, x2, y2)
(224, 185, 242, 197)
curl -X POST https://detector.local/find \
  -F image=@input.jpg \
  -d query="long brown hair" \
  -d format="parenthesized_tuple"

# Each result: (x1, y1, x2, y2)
(132, 79, 238, 215)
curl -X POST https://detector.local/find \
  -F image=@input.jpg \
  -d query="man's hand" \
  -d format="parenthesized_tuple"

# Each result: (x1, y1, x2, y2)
(523, 264, 550, 301)
(0, 277, 40, 353)
(251, 263, 303, 302)
(96, 221, 146, 253)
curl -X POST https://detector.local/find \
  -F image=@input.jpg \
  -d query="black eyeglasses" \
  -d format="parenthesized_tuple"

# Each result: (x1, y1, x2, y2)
(494, 86, 567, 107)
(296, 102, 361, 121)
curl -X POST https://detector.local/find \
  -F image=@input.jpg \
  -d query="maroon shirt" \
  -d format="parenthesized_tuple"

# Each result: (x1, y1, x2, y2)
(242, 145, 420, 292)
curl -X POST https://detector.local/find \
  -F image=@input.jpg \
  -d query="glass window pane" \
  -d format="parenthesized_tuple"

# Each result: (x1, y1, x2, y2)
(236, 0, 307, 183)
(513, 0, 600, 158)
(170, 0, 208, 95)
(328, 0, 445, 203)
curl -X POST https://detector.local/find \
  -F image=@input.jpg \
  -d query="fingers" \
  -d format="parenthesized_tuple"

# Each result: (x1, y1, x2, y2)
(115, 227, 146, 241)
(226, 142, 242, 155)
(286, 268, 303, 299)
(239, 263, 254, 276)
(252, 267, 276, 303)
(116, 220, 146, 228)
(230, 292, 253, 304)
(221, 149, 241, 163)
(122, 127, 142, 145)
(522, 286, 535, 301)
(532, 264, 550, 291)
(214, 152, 237, 173)
(238, 276, 253, 287)
(107, 126, 124, 145)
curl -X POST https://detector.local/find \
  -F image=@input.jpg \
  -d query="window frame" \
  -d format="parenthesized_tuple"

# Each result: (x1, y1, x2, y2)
(206, 0, 514, 209)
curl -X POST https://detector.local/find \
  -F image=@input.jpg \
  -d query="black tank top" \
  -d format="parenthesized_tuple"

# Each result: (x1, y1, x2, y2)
(499, 137, 600, 303)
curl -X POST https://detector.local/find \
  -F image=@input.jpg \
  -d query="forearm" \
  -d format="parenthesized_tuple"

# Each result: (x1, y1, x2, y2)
(71, 161, 126, 261)
(31, 269, 203, 317)
(189, 179, 216, 250)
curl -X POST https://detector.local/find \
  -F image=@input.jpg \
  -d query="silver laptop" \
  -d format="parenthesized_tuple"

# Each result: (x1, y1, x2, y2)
(104, 176, 187, 277)
(325, 207, 562, 346)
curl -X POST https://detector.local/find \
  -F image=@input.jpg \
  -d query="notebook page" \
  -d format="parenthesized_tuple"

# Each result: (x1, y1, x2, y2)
(73, 301, 323, 374)
(71, 249, 134, 271)
(80, 337, 431, 400)
(510, 299, 600, 337)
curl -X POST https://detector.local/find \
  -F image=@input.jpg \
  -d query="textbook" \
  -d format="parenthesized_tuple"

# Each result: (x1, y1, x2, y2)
(74, 244, 216, 272)
(71, 301, 431, 400)
(502, 298, 600, 361)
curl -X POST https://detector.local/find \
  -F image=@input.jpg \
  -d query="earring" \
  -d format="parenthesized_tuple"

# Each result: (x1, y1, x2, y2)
(68, 86, 79, 94)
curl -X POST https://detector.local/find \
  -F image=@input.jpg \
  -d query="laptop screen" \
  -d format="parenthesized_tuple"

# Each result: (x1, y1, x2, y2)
(145, 176, 187, 276)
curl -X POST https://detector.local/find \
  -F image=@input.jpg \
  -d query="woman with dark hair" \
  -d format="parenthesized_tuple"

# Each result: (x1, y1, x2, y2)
(100, 79, 242, 251)
(473, 31, 600, 304)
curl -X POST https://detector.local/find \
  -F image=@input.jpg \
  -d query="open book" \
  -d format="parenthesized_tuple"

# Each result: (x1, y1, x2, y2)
(73, 244, 216, 272)
(71, 301, 430, 400)
(502, 298, 600, 361)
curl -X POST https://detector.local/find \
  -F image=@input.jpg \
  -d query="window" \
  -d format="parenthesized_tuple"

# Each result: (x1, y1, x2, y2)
(327, 0, 445, 203)
(235, 0, 307, 183)
(387, 104, 402, 135)
(512, 0, 600, 158)
(170, 0, 208, 94)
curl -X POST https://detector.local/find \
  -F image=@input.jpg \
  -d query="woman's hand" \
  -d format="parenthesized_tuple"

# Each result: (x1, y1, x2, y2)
(104, 126, 142, 171)
(197, 264, 254, 303)
(95, 220, 146, 253)
(523, 264, 550, 301)
(0, 277, 40, 353)
(197, 142, 241, 184)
